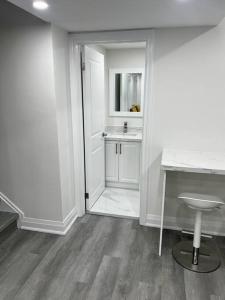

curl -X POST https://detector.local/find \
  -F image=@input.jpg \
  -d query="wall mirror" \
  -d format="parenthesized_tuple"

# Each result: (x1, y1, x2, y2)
(109, 68, 144, 117)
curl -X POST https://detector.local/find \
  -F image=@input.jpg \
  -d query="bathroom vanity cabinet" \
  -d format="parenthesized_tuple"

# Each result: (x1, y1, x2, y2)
(105, 140, 141, 189)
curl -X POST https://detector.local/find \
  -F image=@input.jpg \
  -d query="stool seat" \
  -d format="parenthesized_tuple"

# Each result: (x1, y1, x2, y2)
(178, 192, 224, 210)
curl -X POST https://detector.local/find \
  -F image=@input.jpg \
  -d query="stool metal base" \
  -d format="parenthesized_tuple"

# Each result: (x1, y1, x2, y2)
(172, 241, 220, 273)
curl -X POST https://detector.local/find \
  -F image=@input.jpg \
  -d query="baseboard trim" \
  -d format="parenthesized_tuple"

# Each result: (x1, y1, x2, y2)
(0, 191, 78, 235)
(0, 191, 24, 218)
(106, 181, 139, 190)
(20, 207, 78, 235)
(145, 214, 225, 237)
(0, 191, 24, 228)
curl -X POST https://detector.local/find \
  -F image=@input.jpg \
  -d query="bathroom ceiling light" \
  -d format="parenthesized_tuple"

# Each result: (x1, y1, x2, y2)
(33, 1, 49, 10)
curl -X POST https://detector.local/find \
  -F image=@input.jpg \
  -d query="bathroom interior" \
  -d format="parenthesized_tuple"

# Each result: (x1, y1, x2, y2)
(82, 41, 146, 219)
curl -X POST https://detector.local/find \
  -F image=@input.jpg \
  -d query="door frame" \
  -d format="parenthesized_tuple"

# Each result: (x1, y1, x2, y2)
(69, 29, 155, 225)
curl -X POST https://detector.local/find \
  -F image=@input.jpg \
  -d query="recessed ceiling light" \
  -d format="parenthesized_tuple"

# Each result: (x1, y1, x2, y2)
(33, 1, 49, 10)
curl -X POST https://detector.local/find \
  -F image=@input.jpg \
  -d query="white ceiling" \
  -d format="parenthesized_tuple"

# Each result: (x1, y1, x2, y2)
(8, 0, 225, 32)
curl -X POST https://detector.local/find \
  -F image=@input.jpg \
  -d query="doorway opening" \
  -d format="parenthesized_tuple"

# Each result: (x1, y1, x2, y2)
(81, 41, 146, 219)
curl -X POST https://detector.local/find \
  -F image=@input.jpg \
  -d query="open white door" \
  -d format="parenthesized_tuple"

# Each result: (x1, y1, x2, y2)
(83, 46, 105, 210)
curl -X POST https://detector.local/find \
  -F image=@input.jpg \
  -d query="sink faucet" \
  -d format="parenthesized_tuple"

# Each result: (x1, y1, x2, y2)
(123, 121, 128, 133)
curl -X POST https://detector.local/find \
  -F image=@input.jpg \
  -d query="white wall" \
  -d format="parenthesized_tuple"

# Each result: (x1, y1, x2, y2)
(148, 22, 225, 233)
(0, 22, 62, 221)
(0, 2, 76, 227)
(52, 25, 76, 219)
(105, 48, 145, 128)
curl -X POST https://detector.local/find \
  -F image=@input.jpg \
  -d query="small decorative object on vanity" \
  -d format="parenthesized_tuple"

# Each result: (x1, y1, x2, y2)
(130, 104, 140, 112)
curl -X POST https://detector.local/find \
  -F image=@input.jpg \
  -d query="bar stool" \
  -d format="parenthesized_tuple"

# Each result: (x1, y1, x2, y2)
(172, 192, 224, 273)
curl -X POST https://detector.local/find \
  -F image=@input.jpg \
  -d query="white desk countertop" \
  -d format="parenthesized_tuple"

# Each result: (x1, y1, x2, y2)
(161, 149, 225, 175)
(158, 148, 225, 256)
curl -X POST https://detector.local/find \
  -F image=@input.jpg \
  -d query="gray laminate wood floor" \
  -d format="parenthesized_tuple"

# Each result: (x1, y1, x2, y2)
(0, 214, 224, 300)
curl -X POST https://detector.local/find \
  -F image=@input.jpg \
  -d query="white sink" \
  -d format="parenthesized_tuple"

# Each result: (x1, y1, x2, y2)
(107, 133, 138, 138)
(178, 192, 225, 210)
(105, 132, 142, 141)
(119, 133, 138, 137)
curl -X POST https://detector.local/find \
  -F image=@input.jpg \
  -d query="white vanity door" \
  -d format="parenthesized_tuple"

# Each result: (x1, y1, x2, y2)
(119, 142, 140, 184)
(105, 141, 119, 182)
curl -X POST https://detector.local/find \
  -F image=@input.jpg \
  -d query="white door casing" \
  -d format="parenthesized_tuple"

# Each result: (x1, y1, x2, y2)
(69, 30, 154, 225)
(83, 46, 105, 210)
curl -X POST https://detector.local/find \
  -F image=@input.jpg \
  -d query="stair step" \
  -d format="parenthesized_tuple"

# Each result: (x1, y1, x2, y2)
(0, 212, 18, 233)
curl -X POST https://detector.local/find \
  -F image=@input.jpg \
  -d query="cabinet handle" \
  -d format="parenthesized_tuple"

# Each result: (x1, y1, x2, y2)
(120, 144, 122, 154)
(116, 143, 118, 154)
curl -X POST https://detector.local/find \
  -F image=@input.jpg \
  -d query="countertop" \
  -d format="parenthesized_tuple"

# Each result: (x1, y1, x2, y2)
(161, 149, 225, 175)
(105, 132, 142, 142)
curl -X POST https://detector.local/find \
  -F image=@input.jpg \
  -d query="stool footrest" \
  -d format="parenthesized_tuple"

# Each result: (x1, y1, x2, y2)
(182, 230, 212, 239)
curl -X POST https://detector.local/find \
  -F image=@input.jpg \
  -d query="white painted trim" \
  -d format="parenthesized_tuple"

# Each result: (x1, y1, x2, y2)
(145, 214, 182, 230)
(106, 181, 139, 190)
(145, 214, 225, 237)
(0, 191, 24, 228)
(0, 190, 78, 235)
(0, 191, 24, 218)
(69, 29, 154, 223)
(69, 41, 86, 217)
(20, 207, 78, 235)
(70, 29, 153, 44)
(139, 31, 155, 226)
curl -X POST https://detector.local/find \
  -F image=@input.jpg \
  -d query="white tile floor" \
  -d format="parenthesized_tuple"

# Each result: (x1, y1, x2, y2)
(89, 187, 140, 218)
